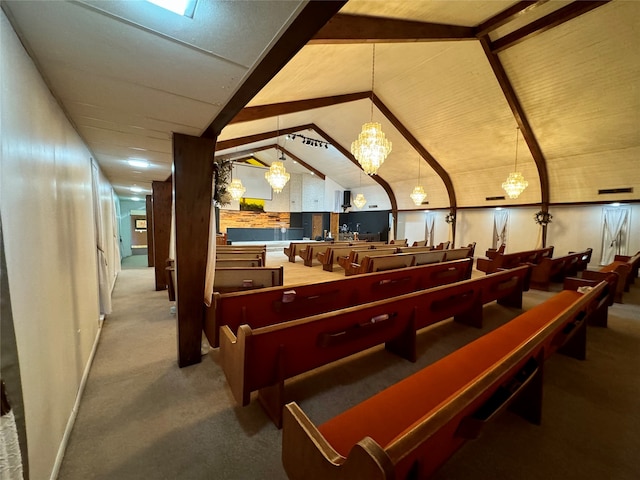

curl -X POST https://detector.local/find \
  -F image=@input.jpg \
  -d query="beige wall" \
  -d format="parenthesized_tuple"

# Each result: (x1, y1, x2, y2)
(1, 11, 117, 479)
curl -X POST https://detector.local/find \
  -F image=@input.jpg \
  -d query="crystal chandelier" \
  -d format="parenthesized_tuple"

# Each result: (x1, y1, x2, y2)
(353, 193, 366, 209)
(265, 151, 290, 193)
(351, 44, 391, 175)
(227, 178, 245, 201)
(502, 127, 528, 199)
(410, 156, 427, 206)
(353, 170, 366, 209)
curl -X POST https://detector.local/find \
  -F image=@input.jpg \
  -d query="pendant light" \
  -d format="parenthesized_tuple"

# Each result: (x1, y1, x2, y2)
(502, 126, 528, 199)
(265, 117, 290, 193)
(410, 156, 427, 206)
(351, 44, 392, 175)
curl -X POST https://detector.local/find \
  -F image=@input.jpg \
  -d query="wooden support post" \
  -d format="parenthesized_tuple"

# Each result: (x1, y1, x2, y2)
(173, 133, 216, 368)
(145, 194, 154, 267)
(152, 180, 172, 290)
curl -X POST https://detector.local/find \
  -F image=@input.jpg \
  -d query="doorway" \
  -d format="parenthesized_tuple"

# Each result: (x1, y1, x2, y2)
(312, 214, 323, 239)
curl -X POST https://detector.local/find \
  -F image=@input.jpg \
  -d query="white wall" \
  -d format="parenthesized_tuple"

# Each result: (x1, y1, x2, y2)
(119, 199, 147, 258)
(1, 12, 116, 479)
(449, 204, 640, 267)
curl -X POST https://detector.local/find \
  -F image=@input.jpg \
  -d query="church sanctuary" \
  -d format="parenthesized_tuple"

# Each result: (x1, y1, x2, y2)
(2, 1, 640, 479)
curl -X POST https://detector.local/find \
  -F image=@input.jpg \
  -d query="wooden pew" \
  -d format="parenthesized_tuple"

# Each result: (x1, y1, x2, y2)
(215, 258, 262, 268)
(339, 248, 398, 274)
(598, 250, 640, 294)
(212, 266, 283, 294)
(528, 248, 592, 291)
(351, 247, 473, 276)
(205, 259, 474, 348)
(216, 251, 264, 266)
(485, 243, 505, 259)
(300, 242, 350, 267)
(316, 244, 374, 272)
(563, 272, 618, 327)
(390, 239, 408, 246)
(218, 266, 529, 426)
(282, 281, 607, 480)
(476, 246, 554, 274)
(433, 241, 450, 250)
(216, 245, 266, 266)
(581, 255, 634, 303)
(395, 246, 434, 254)
(411, 240, 428, 247)
(284, 241, 336, 263)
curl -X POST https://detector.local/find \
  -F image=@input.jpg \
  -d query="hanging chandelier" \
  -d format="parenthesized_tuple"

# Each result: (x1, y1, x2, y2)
(502, 127, 528, 199)
(351, 44, 391, 175)
(227, 178, 246, 201)
(410, 156, 427, 206)
(265, 151, 290, 193)
(353, 170, 366, 209)
(353, 193, 367, 209)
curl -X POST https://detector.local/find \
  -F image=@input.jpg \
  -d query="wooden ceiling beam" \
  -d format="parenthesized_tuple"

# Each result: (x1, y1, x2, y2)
(478, 35, 550, 205)
(215, 145, 273, 162)
(278, 146, 326, 180)
(371, 93, 457, 210)
(491, 1, 611, 53)
(310, 13, 475, 44)
(215, 124, 315, 151)
(475, 1, 548, 37)
(229, 92, 370, 124)
(202, 1, 347, 138)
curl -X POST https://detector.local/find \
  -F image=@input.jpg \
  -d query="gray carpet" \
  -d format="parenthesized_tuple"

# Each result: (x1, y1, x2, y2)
(57, 261, 640, 480)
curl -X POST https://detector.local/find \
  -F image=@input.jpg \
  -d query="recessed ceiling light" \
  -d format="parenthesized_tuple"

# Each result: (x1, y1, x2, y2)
(128, 159, 149, 168)
(131, 197, 141, 202)
(145, 0, 197, 17)
(130, 186, 143, 193)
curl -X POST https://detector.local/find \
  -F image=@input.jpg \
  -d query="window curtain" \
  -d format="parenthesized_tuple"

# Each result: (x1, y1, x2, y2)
(600, 207, 629, 265)
(111, 191, 121, 276)
(204, 180, 217, 307)
(493, 210, 509, 249)
(91, 160, 112, 315)
(388, 213, 395, 243)
(425, 213, 435, 246)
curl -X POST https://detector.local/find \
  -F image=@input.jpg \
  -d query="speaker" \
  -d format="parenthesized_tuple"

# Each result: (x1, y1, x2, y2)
(343, 190, 351, 207)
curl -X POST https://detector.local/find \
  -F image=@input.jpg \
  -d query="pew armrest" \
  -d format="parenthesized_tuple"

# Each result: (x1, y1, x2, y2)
(282, 403, 392, 480)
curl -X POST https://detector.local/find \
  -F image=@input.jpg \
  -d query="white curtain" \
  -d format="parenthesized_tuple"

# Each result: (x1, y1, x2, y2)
(493, 210, 509, 249)
(111, 191, 121, 276)
(0, 409, 24, 480)
(600, 207, 629, 265)
(388, 213, 395, 243)
(425, 213, 435, 246)
(534, 224, 544, 249)
(204, 183, 217, 307)
(91, 160, 112, 315)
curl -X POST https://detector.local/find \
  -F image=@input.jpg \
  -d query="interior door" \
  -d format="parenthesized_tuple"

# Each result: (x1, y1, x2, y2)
(312, 214, 323, 239)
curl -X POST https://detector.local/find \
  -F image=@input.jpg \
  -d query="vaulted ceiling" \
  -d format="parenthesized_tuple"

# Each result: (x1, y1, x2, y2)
(4, 0, 639, 211)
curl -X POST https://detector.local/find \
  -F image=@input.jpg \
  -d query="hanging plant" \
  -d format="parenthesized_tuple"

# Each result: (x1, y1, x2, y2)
(213, 159, 233, 206)
(445, 214, 455, 224)
(534, 210, 552, 225)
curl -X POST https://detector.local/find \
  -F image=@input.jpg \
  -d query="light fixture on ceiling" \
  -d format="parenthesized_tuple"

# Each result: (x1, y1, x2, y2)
(130, 186, 143, 193)
(265, 151, 290, 193)
(351, 44, 392, 175)
(286, 133, 330, 149)
(502, 126, 528, 199)
(410, 156, 427, 206)
(127, 159, 149, 168)
(145, 0, 198, 17)
(227, 163, 246, 201)
(353, 170, 367, 209)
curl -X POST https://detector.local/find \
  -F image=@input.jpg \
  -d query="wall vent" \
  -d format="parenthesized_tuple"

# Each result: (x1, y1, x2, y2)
(486, 196, 506, 201)
(421, 201, 429, 205)
(598, 187, 633, 195)
(369, 205, 378, 208)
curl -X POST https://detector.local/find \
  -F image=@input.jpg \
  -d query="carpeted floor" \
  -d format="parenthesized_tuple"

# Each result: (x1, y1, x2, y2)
(57, 252, 640, 480)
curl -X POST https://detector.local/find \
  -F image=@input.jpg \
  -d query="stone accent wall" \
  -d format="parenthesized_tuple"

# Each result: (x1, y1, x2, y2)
(219, 210, 290, 232)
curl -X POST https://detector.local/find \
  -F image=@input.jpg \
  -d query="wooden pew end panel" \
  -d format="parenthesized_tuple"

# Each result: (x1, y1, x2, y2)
(282, 403, 393, 480)
(219, 325, 251, 406)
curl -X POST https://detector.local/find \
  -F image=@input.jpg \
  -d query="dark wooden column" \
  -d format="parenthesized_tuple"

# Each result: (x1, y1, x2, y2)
(151, 180, 172, 290)
(173, 133, 216, 367)
(145, 194, 155, 267)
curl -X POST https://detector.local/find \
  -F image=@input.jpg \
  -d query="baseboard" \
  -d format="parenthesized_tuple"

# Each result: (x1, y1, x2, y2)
(49, 318, 103, 480)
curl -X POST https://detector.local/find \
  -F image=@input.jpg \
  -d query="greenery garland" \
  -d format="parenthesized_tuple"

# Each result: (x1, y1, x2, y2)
(534, 210, 552, 225)
(213, 159, 232, 206)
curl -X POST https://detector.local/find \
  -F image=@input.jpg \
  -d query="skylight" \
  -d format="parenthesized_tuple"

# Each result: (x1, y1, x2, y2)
(146, 0, 197, 17)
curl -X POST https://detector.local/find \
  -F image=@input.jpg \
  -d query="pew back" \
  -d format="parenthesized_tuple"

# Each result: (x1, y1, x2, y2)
(213, 266, 283, 294)
(205, 259, 473, 347)
(282, 281, 606, 480)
